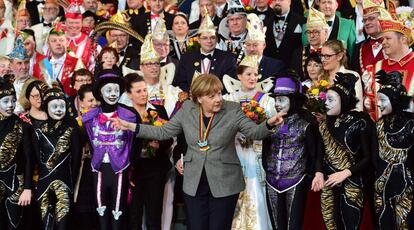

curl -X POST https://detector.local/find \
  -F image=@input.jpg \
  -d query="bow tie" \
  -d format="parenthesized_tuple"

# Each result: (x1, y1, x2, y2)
(50, 58, 64, 65)
(310, 47, 321, 53)
(230, 35, 241, 40)
(151, 13, 160, 19)
(201, 54, 213, 60)
(372, 41, 381, 49)
(327, 21, 333, 26)
(43, 22, 52, 27)
(119, 50, 125, 56)
(99, 112, 118, 124)
(275, 15, 285, 21)
(128, 8, 139, 15)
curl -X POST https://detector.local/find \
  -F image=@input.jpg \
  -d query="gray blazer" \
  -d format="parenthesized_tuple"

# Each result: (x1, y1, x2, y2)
(137, 100, 277, 198)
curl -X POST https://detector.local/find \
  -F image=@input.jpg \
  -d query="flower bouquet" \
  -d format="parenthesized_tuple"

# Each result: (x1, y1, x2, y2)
(239, 100, 267, 148)
(305, 79, 329, 114)
(186, 37, 201, 52)
(141, 110, 167, 158)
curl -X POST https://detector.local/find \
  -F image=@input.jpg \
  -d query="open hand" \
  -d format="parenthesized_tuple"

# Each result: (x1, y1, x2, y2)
(18, 189, 31, 206)
(110, 117, 136, 131)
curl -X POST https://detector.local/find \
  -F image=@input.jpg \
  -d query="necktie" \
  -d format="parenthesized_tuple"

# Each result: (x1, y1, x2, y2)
(99, 112, 119, 124)
(201, 54, 212, 60)
(275, 15, 285, 21)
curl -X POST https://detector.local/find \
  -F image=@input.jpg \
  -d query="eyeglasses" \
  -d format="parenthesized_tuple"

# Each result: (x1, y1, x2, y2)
(43, 7, 58, 11)
(320, 53, 339, 60)
(362, 15, 378, 23)
(305, 30, 321, 36)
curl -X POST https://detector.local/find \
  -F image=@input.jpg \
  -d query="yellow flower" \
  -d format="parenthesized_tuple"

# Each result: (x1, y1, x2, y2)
(311, 88, 320, 95)
(320, 80, 329, 87)
(255, 107, 264, 113)
(250, 100, 258, 107)
(153, 120, 163, 126)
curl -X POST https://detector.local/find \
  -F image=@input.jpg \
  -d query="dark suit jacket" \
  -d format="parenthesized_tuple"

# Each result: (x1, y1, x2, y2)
(173, 49, 237, 93)
(259, 56, 285, 80)
(120, 43, 141, 70)
(133, 11, 174, 38)
(130, 104, 173, 181)
(263, 11, 305, 68)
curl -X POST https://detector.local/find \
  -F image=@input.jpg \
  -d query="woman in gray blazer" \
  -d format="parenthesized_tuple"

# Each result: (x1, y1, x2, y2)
(112, 74, 285, 230)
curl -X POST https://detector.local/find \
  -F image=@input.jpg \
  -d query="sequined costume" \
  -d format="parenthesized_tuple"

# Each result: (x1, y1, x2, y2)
(319, 111, 371, 230)
(374, 113, 414, 229)
(82, 105, 135, 229)
(263, 112, 322, 230)
(0, 113, 32, 229)
(223, 90, 275, 230)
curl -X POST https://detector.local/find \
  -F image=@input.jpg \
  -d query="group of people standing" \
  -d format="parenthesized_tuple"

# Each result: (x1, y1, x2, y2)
(0, 0, 414, 229)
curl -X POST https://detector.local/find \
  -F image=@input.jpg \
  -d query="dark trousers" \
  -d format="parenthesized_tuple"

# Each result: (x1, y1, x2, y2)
(183, 170, 239, 230)
(129, 172, 166, 230)
(93, 163, 128, 230)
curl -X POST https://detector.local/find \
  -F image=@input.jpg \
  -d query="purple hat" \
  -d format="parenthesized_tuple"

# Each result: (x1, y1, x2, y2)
(270, 76, 303, 97)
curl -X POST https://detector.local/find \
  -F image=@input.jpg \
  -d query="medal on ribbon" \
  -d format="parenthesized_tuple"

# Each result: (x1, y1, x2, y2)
(197, 106, 215, 151)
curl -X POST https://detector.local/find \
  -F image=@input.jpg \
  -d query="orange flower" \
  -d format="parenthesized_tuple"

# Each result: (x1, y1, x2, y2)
(245, 111, 255, 118)
(149, 110, 158, 118)
(250, 100, 258, 107)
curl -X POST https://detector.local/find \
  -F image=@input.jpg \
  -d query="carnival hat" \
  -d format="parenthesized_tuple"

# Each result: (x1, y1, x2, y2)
(378, 2, 413, 43)
(198, 7, 216, 35)
(152, 19, 168, 41)
(362, 0, 385, 16)
(140, 33, 160, 64)
(307, 8, 328, 29)
(376, 70, 411, 111)
(42, 87, 66, 111)
(270, 71, 305, 98)
(245, 13, 266, 42)
(94, 10, 144, 43)
(7, 35, 29, 60)
(226, 0, 247, 16)
(239, 55, 258, 69)
(93, 68, 125, 102)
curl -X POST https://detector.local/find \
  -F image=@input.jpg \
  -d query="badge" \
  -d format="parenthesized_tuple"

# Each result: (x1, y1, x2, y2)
(194, 62, 200, 67)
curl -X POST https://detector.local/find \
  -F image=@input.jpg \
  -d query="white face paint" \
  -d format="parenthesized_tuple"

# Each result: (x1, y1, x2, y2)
(274, 96, 290, 114)
(0, 95, 16, 117)
(100, 83, 120, 105)
(47, 99, 66, 120)
(325, 90, 341, 116)
(377, 92, 392, 117)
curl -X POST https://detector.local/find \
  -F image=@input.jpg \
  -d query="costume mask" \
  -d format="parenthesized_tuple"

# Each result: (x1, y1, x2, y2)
(0, 95, 16, 117)
(48, 99, 66, 120)
(100, 83, 120, 105)
(325, 90, 341, 116)
(377, 92, 392, 117)
(274, 96, 290, 114)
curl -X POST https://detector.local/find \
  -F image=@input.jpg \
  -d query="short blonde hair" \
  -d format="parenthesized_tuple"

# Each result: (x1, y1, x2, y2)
(191, 74, 223, 103)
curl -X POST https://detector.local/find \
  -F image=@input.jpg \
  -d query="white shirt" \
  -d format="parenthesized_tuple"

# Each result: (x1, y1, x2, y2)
(50, 54, 66, 81)
(13, 76, 30, 115)
(200, 50, 214, 74)
(327, 15, 335, 37)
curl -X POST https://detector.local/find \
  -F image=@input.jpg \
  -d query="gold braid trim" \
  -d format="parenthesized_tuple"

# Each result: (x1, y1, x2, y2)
(46, 128, 73, 171)
(319, 122, 355, 171)
(395, 185, 413, 229)
(8, 175, 24, 202)
(344, 182, 364, 208)
(40, 180, 70, 221)
(231, 190, 257, 230)
(0, 121, 23, 168)
(320, 187, 337, 230)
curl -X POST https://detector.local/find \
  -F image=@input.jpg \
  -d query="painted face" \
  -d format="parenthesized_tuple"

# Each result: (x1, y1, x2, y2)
(325, 90, 341, 116)
(0, 95, 16, 117)
(48, 99, 66, 120)
(274, 96, 290, 114)
(100, 83, 120, 105)
(377, 92, 392, 117)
